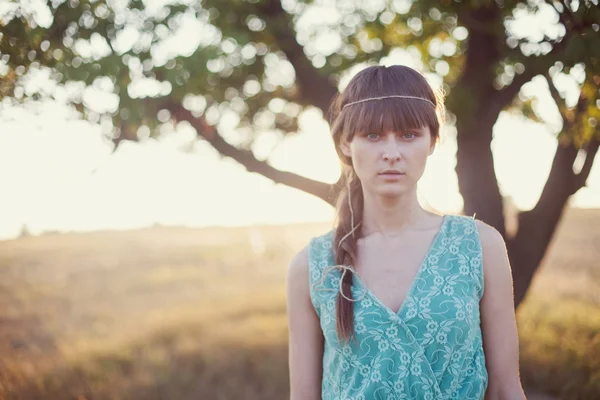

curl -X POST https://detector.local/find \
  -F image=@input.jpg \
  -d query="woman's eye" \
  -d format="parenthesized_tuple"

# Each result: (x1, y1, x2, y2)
(367, 133, 380, 140)
(404, 132, 416, 139)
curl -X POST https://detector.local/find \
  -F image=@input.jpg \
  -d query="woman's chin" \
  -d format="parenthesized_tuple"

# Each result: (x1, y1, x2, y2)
(375, 185, 407, 198)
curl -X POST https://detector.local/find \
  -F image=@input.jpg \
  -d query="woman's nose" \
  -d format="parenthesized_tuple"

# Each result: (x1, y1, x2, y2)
(382, 138, 401, 162)
(383, 153, 400, 162)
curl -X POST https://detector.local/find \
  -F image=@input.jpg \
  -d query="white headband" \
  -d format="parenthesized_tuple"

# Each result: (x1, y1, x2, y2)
(342, 95, 435, 109)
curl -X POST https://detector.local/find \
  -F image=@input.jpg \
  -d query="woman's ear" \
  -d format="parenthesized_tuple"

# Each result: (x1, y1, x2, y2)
(429, 143, 435, 156)
(428, 137, 437, 156)
(340, 140, 352, 158)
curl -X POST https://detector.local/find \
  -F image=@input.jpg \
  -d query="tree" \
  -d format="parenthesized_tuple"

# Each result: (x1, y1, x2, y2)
(1, 0, 599, 307)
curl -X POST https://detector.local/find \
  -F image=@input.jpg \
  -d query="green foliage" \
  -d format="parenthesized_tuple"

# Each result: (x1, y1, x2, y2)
(0, 0, 598, 151)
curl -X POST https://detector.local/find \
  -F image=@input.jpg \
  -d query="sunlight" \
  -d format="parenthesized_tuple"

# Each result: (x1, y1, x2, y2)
(1, 93, 598, 241)
(0, 1, 598, 240)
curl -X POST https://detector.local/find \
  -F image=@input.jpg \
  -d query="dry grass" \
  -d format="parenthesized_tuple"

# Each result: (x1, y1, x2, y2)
(0, 222, 330, 400)
(0, 209, 598, 399)
(516, 208, 600, 399)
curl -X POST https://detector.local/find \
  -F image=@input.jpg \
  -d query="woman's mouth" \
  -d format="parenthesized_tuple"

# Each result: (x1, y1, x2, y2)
(379, 171, 406, 179)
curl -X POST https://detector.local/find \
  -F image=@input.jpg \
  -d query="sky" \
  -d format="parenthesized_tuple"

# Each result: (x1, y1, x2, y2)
(0, 81, 598, 241)
(0, 2, 598, 241)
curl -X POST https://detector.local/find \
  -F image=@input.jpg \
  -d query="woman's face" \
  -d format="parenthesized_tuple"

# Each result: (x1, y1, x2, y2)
(340, 126, 436, 198)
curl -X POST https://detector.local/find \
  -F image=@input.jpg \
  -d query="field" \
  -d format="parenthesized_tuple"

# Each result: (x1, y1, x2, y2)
(0, 208, 599, 400)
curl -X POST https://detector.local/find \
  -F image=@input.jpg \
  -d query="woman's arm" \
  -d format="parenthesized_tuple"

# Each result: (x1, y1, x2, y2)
(476, 221, 527, 400)
(286, 246, 324, 400)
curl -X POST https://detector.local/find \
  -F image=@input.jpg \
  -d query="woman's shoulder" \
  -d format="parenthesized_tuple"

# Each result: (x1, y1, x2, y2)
(453, 214, 508, 272)
(468, 216, 504, 244)
(287, 244, 310, 283)
(287, 229, 334, 281)
(470, 218, 507, 259)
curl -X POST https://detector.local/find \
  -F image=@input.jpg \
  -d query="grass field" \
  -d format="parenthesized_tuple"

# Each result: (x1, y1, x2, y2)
(0, 207, 599, 400)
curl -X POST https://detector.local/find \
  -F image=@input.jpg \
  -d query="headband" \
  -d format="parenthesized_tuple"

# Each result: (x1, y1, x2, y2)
(342, 95, 435, 109)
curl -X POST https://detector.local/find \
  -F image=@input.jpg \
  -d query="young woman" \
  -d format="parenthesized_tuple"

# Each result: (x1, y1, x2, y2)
(286, 65, 526, 400)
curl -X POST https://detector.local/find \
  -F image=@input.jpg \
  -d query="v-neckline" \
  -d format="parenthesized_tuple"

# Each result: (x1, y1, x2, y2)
(347, 214, 449, 317)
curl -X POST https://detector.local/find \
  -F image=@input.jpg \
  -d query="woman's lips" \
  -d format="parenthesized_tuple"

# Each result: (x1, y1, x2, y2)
(379, 172, 406, 179)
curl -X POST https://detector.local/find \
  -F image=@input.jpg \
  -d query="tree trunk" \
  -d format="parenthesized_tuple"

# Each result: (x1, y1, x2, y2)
(508, 137, 582, 307)
(456, 120, 506, 237)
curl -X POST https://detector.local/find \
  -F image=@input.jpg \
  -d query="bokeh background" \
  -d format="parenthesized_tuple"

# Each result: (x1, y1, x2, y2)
(1, 0, 599, 399)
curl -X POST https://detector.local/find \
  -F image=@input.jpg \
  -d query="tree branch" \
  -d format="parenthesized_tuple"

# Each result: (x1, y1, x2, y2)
(167, 103, 337, 205)
(574, 134, 600, 190)
(504, 3, 600, 306)
(256, 0, 338, 114)
(544, 71, 569, 124)
(491, 38, 569, 118)
(531, 70, 594, 206)
(494, 0, 597, 114)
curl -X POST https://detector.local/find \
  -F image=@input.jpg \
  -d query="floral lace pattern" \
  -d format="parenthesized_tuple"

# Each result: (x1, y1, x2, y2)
(308, 215, 488, 400)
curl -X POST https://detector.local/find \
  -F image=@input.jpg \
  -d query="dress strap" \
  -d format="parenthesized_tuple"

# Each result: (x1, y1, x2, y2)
(464, 215, 484, 298)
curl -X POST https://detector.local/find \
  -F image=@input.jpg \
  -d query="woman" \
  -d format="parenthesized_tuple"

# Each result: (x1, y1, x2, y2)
(286, 65, 526, 399)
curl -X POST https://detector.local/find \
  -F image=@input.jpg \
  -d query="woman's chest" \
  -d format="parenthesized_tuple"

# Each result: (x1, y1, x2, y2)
(351, 236, 440, 315)
(319, 255, 482, 346)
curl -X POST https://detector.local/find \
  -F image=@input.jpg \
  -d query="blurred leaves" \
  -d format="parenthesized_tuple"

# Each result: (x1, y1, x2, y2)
(0, 0, 598, 155)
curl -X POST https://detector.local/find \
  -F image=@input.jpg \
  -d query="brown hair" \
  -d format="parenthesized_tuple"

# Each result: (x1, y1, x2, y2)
(326, 65, 446, 343)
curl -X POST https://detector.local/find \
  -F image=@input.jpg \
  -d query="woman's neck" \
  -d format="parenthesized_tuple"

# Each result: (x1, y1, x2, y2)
(360, 189, 434, 238)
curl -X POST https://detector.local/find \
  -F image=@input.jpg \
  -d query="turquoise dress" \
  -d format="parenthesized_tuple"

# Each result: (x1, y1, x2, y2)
(308, 214, 488, 400)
